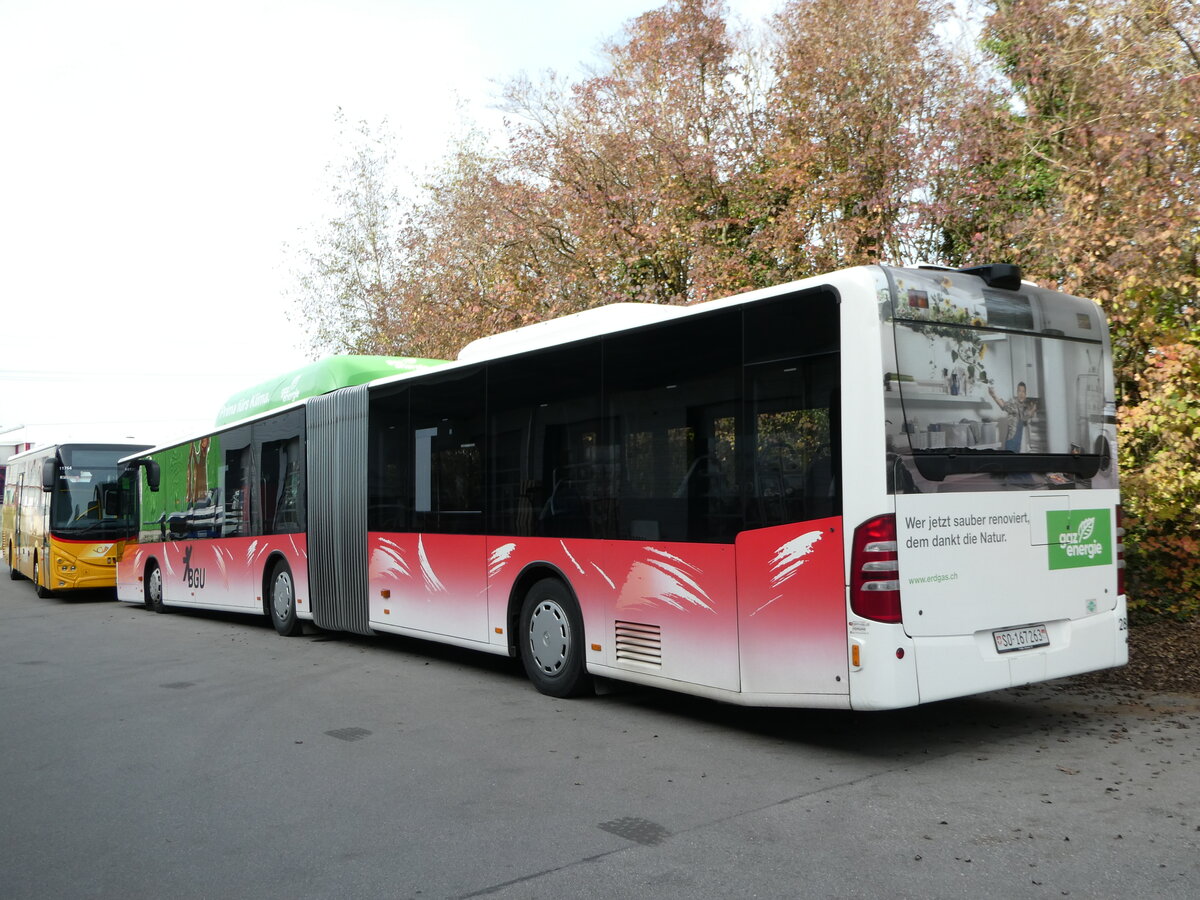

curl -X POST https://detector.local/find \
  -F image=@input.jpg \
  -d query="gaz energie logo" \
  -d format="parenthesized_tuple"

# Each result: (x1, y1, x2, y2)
(1046, 509, 1112, 570)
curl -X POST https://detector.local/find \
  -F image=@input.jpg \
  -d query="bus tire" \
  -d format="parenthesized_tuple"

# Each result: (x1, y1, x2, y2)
(32, 554, 51, 598)
(145, 560, 167, 613)
(268, 558, 302, 636)
(8, 544, 21, 580)
(519, 578, 592, 698)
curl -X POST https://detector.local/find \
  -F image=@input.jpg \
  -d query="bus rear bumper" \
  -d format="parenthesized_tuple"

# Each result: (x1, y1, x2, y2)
(911, 599, 1129, 705)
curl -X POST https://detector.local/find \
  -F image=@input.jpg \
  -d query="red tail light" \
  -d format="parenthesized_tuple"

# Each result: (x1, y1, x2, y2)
(851, 514, 902, 623)
(1116, 505, 1125, 596)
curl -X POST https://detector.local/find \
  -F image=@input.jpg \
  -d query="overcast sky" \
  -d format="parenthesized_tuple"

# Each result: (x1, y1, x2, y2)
(0, 0, 777, 447)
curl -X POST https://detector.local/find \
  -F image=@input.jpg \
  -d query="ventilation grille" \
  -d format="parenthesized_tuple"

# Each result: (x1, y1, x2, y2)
(615, 621, 662, 667)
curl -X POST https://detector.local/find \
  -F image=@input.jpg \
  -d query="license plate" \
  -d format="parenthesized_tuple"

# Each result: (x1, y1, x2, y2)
(993, 624, 1050, 654)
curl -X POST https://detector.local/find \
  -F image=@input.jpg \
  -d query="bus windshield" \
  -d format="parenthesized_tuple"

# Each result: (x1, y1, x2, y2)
(49, 446, 143, 539)
(883, 269, 1115, 492)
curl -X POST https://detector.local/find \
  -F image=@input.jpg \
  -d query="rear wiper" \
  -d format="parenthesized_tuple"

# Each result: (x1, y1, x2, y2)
(911, 449, 1102, 482)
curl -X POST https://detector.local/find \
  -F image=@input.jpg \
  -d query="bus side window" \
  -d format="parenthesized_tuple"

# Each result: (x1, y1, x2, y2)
(260, 438, 304, 534)
(743, 288, 841, 528)
(487, 343, 604, 540)
(604, 310, 741, 543)
(221, 427, 254, 539)
(368, 386, 409, 532)
(410, 368, 485, 535)
(256, 409, 306, 536)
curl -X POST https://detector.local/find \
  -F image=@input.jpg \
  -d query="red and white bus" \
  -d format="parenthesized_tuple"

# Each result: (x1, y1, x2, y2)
(115, 263, 1126, 709)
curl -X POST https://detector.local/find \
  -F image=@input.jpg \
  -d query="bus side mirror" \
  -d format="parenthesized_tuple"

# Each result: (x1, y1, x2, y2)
(143, 459, 161, 492)
(41, 458, 58, 492)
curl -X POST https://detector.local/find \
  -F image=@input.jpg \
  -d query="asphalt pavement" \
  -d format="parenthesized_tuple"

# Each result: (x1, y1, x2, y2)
(1, 577, 1196, 899)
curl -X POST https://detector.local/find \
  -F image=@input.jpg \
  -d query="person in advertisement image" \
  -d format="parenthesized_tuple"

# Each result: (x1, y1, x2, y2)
(987, 380, 1038, 453)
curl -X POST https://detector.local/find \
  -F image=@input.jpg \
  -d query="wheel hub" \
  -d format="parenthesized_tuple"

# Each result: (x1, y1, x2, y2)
(528, 600, 569, 674)
(273, 574, 292, 620)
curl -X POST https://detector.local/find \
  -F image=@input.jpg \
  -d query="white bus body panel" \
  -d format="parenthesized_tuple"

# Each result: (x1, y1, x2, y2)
(895, 488, 1126, 704)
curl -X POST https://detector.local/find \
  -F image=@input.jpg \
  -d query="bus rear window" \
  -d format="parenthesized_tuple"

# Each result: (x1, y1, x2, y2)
(882, 276, 1114, 493)
(983, 291, 1035, 330)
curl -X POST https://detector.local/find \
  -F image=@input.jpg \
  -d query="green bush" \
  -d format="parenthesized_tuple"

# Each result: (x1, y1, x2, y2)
(1119, 342, 1200, 620)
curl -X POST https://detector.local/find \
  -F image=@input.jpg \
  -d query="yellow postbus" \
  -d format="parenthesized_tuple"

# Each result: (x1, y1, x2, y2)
(3, 442, 151, 597)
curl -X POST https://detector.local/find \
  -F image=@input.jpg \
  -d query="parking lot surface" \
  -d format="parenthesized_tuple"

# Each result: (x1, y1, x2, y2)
(1, 580, 1197, 899)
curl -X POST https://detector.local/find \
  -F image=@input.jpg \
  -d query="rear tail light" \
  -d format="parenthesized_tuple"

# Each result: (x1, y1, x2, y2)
(1115, 505, 1125, 596)
(851, 514, 902, 623)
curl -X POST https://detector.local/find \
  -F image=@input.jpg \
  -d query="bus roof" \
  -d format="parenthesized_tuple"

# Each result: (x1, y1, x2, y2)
(214, 356, 448, 426)
(7, 441, 153, 465)
(457, 303, 690, 363)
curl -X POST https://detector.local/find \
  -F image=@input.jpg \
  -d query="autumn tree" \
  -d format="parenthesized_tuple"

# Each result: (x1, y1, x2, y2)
(759, 0, 984, 273)
(976, 0, 1200, 372)
(499, 0, 764, 306)
(285, 112, 414, 357)
(298, 0, 984, 352)
(972, 0, 1200, 615)
(387, 132, 563, 356)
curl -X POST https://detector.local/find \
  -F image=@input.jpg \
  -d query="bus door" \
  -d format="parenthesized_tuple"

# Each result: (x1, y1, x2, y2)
(13, 472, 24, 552)
(736, 354, 846, 697)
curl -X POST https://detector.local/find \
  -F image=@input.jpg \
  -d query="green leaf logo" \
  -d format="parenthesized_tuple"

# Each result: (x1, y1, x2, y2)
(1078, 517, 1095, 541)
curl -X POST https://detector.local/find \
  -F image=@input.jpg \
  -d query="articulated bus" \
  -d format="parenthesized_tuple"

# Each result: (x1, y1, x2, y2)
(115, 263, 1126, 709)
(4, 442, 152, 596)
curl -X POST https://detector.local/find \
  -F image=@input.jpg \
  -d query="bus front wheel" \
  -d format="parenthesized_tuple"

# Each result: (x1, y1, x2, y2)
(519, 578, 592, 698)
(32, 555, 51, 598)
(145, 561, 167, 613)
(269, 559, 302, 636)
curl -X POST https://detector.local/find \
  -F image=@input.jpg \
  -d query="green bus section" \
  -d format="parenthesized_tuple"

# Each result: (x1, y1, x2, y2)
(214, 356, 447, 426)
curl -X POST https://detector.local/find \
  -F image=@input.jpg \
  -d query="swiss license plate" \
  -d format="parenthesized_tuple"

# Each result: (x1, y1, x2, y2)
(993, 624, 1050, 654)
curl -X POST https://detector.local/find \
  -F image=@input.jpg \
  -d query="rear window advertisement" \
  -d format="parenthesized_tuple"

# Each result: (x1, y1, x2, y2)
(882, 278, 1116, 493)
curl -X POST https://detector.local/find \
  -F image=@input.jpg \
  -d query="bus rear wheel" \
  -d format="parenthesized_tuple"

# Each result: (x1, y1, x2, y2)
(269, 559, 302, 636)
(145, 561, 167, 613)
(519, 578, 592, 698)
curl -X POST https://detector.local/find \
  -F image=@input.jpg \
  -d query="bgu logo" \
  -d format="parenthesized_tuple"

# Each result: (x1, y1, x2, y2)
(181, 546, 206, 589)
